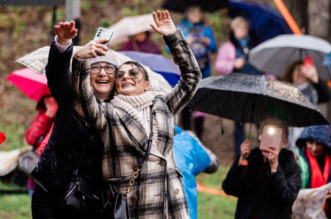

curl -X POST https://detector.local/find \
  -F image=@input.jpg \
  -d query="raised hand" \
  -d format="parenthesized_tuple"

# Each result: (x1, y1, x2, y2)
(261, 146, 279, 173)
(75, 39, 109, 59)
(150, 10, 176, 36)
(54, 21, 78, 46)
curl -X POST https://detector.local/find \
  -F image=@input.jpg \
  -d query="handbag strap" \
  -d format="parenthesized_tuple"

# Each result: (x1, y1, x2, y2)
(126, 105, 153, 194)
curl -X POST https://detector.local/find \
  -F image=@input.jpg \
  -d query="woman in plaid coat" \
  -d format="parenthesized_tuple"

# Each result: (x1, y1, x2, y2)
(72, 10, 201, 218)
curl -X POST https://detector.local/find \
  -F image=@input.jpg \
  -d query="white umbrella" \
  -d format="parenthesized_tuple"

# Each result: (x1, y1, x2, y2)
(249, 34, 331, 81)
(108, 13, 154, 46)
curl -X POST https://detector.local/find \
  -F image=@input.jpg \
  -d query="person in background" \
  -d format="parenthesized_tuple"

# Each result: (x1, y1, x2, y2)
(119, 31, 162, 54)
(295, 125, 331, 217)
(282, 60, 330, 153)
(174, 126, 219, 219)
(222, 118, 301, 219)
(176, 6, 217, 140)
(214, 16, 261, 158)
(25, 94, 57, 198)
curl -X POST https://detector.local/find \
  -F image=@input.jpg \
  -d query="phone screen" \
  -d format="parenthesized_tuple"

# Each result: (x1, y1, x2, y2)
(259, 125, 283, 150)
(303, 56, 313, 66)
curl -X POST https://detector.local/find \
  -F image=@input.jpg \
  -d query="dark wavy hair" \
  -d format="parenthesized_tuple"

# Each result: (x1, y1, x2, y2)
(281, 60, 303, 83)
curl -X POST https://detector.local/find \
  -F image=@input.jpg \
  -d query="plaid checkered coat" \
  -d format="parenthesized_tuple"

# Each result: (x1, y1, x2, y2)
(72, 29, 201, 218)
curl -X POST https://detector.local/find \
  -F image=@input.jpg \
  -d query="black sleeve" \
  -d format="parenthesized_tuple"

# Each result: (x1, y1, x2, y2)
(46, 40, 74, 105)
(222, 157, 245, 197)
(313, 80, 330, 104)
(267, 157, 302, 204)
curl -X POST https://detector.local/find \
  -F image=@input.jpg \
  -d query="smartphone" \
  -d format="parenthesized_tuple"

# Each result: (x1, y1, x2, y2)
(259, 125, 283, 150)
(93, 27, 113, 50)
(303, 55, 313, 67)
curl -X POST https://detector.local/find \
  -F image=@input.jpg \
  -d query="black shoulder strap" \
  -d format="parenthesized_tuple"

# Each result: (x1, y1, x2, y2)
(73, 123, 89, 176)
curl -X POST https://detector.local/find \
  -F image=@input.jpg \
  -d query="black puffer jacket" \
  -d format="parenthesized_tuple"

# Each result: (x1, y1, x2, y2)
(222, 148, 301, 219)
(32, 41, 104, 196)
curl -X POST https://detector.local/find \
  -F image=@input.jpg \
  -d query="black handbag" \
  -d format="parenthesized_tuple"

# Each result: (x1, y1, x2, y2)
(18, 149, 39, 178)
(101, 105, 154, 219)
(63, 126, 101, 213)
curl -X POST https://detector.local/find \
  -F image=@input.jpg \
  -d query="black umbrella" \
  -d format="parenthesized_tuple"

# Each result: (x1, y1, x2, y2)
(162, 0, 228, 13)
(188, 73, 329, 127)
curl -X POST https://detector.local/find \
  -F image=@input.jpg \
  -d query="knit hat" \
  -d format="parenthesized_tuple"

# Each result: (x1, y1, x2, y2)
(296, 125, 331, 149)
(90, 51, 118, 66)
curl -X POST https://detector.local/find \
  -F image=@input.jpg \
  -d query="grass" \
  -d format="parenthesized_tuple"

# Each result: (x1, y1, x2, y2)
(0, 165, 237, 219)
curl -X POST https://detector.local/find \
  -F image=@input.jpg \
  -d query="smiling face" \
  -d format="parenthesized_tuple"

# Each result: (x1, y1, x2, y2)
(115, 63, 150, 96)
(89, 62, 116, 100)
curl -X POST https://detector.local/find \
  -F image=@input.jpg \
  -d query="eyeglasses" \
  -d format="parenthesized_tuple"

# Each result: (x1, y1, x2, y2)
(90, 65, 116, 74)
(114, 67, 142, 80)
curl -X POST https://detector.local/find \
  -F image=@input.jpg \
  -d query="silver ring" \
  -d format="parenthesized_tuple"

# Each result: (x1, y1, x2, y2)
(269, 152, 272, 156)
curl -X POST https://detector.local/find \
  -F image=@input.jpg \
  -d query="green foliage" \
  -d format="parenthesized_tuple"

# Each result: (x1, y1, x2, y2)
(120, 7, 140, 17)
(100, 17, 111, 28)
(0, 194, 32, 219)
(81, 1, 90, 12)
(197, 192, 236, 219)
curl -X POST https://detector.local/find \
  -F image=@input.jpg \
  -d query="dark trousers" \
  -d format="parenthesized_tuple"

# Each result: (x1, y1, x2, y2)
(181, 106, 204, 140)
(32, 184, 101, 219)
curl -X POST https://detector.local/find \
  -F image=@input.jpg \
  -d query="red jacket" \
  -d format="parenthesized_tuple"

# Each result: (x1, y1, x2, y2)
(25, 110, 53, 149)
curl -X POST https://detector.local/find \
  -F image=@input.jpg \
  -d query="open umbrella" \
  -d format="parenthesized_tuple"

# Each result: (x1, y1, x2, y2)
(6, 68, 49, 102)
(108, 13, 154, 46)
(228, 0, 292, 42)
(162, 0, 228, 13)
(188, 73, 329, 127)
(249, 34, 331, 81)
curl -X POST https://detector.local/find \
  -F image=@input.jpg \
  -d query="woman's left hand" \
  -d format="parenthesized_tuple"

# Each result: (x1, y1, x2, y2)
(261, 146, 279, 173)
(150, 10, 176, 36)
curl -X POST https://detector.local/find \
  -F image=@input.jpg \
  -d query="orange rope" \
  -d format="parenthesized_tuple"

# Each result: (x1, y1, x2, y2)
(197, 182, 237, 200)
(273, 0, 302, 35)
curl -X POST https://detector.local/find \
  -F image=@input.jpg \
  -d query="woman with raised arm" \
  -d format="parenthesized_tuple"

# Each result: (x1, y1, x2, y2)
(72, 10, 201, 218)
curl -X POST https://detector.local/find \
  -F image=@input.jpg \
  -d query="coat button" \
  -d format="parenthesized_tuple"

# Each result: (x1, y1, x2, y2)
(131, 195, 138, 202)
(160, 160, 166, 166)
(174, 188, 179, 195)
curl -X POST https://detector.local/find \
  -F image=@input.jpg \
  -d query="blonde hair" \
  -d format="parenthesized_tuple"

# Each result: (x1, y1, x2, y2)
(230, 16, 250, 31)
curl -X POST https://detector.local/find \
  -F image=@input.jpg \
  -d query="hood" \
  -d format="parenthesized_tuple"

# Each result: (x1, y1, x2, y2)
(296, 125, 331, 149)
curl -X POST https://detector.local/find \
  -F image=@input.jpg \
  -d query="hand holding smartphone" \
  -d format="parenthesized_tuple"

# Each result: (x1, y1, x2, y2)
(93, 27, 113, 51)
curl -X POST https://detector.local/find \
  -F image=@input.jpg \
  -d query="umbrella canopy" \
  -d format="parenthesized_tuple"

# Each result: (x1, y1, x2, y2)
(162, 0, 228, 13)
(6, 68, 50, 101)
(108, 13, 154, 46)
(15, 46, 174, 95)
(228, 0, 292, 42)
(249, 34, 331, 81)
(119, 51, 180, 86)
(188, 73, 329, 127)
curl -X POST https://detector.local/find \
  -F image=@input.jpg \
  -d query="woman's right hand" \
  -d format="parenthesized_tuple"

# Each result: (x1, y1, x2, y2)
(54, 21, 78, 46)
(238, 139, 251, 165)
(74, 39, 109, 59)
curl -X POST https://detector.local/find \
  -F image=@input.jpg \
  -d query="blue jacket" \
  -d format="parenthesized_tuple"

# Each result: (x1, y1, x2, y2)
(175, 19, 217, 78)
(174, 126, 211, 219)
